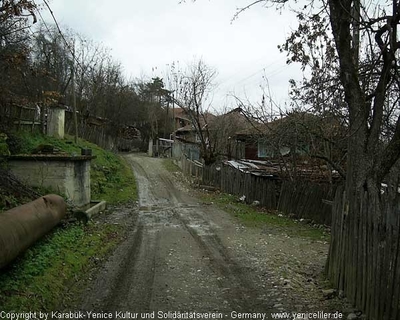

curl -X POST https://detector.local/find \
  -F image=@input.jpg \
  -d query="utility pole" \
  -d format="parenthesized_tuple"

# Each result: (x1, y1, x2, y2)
(71, 39, 78, 144)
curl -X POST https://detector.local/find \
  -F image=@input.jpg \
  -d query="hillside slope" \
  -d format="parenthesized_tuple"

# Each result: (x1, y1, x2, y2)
(0, 131, 138, 311)
(0, 132, 137, 211)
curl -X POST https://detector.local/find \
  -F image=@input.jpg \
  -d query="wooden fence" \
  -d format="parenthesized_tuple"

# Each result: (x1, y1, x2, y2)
(181, 156, 204, 182)
(181, 157, 278, 210)
(219, 164, 278, 210)
(1, 104, 43, 132)
(278, 180, 334, 225)
(326, 187, 400, 319)
(64, 111, 117, 150)
(181, 156, 336, 223)
(182, 156, 400, 318)
(202, 163, 222, 188)
(1, 105, 120, 150)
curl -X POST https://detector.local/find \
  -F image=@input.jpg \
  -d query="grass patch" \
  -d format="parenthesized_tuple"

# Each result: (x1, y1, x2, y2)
(0, 132, 137, 310)
(7, 131, 137, 204)
(95, 158, 137, 204)
(162, 158, 181, 173)
(0, 192, 28, 212)
(202, 192, 328, 241)
(0, 222, 123, 311)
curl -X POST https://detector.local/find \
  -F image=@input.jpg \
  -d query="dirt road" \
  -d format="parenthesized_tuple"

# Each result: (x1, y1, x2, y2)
(75, 154, 350, 319)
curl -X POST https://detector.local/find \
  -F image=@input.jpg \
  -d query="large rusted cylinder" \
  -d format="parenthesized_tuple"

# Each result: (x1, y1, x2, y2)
(0, 194, 67, 269)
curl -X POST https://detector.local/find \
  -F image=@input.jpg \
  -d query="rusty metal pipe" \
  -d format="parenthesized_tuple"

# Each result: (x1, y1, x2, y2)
(0, 194, 67, 269)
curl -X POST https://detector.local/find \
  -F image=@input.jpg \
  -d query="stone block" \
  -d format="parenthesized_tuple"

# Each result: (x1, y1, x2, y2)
(9, 156, 92, 206)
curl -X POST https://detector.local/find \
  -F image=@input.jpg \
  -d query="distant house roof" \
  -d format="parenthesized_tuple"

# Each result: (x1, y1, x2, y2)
(235, 111, 339, 138)
(172, 107, 190, 121)
(225, 158, 340, 181)
(216, 107, 262, 136)
(176, 124, 194, 133)
(172, 108, 217, 133)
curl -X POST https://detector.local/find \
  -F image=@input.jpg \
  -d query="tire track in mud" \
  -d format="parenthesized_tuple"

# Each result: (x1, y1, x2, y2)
(125, 155, 273, 313)
(173, 208, 269, 312)
(99, 157, 175, 314)
(77, 154, 274, 317)
(103, 225, 160, 313)
(129, 157, 183, 207)
(71, 154, 353, 319)
(77, 212, 160, 315)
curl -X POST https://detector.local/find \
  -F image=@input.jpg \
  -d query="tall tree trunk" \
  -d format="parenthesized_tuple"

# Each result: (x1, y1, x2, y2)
(329, 0, 372, 202)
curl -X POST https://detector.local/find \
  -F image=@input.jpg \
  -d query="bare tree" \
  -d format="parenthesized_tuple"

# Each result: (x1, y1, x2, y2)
(0, 0, 37, 25)
(189, 0, 400, 194)
(172, 59, 218, 165)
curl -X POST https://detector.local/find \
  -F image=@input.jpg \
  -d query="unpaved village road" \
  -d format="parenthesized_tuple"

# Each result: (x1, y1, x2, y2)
(74, 154, 351, 319)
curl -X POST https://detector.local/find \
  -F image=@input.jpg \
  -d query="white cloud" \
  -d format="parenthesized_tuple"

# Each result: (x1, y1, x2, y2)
(41, 0, 302, 112)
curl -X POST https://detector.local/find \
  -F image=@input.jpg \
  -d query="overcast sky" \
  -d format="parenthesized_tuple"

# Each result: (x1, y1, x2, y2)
(41, 0, 302, 113)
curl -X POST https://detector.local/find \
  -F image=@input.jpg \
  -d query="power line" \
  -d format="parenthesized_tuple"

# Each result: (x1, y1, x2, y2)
(218, 56, 287, 92)
(217, 55, 280, 84)
(227, 63, 290, 96)
(33, 0, 86, 73)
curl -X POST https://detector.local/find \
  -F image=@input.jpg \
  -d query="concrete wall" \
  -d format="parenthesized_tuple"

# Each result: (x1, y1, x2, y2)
(148, 139, 153, 157)
(47, 107, 65, 139)
(8, 156, 92, 207)
(172, 140, 200, 161)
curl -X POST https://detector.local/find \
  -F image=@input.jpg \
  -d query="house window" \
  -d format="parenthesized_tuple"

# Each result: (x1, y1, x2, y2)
(258, 139, 273, 158)
(258, 140, 266, 158)
(258, 139, 284, 158)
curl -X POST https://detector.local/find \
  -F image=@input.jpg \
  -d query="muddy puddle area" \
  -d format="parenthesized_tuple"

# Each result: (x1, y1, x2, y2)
(70, 154, 354, 320)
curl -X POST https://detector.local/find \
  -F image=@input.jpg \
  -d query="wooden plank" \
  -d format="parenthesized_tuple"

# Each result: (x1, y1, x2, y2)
(181, 163, 400, 317)
(381, 201, 391, 320)
(366, 192, 373, 317)
(389, 204, 400, 320)
(361, 191, 368, 311)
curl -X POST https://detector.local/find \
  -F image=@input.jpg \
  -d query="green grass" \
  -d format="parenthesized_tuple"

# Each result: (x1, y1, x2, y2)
(0, 131, 138, 311)
(7, 131, 137, 204)
(0, 222, 123, 311)
(161, 157, 326, 240)
(162, 158, 181, 173)
(202, 192, 328, 241)
(94, 158, 137, 203)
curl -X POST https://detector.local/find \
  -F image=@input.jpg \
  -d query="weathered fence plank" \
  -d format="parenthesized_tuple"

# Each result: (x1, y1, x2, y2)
(327, 189, 400, 319)
(277, 180, 334, 225)
(182, 156, 400, 318)
(182, 157, 335, 224)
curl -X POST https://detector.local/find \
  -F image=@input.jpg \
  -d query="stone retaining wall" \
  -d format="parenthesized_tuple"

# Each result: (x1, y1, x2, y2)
(8, 155, 93, 207)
